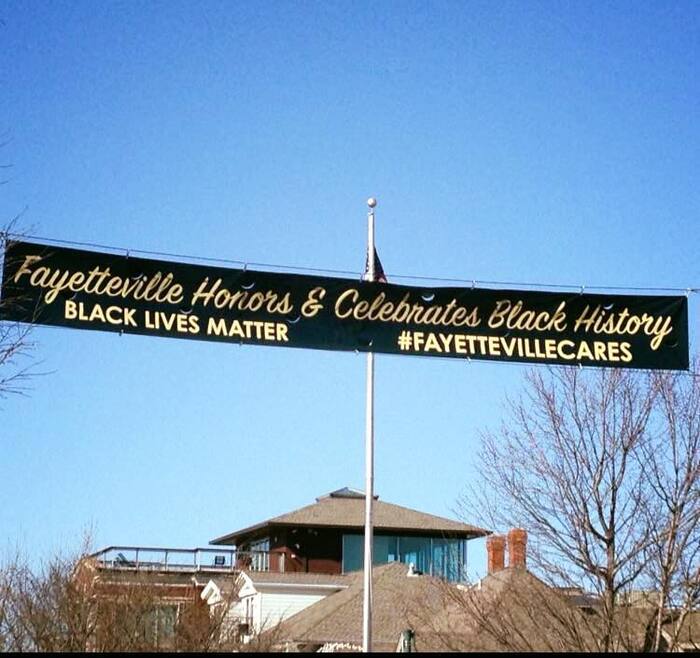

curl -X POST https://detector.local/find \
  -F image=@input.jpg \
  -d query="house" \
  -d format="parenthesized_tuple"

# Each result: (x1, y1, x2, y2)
(266, 527, 601, 653)
(271, 561, 445, 652)
(86, 486, 487, 648)
(73, 558, 210, 651)
(83, 502, 696, 652)
(201, 571, 351, 639)
(260, 527, 700, 653)
(210, 486, 488, 580)
(196, 486, 487, 639)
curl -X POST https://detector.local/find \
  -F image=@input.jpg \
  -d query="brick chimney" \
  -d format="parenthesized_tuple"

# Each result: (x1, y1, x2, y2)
(486, 534, 506, 574)
(508, 528, 527, 568)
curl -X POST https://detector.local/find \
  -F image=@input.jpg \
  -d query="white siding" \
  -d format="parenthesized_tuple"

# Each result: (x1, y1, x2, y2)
(223, 595, 257, 632)
(214, 582, 344, 639)
(258, 590, 328, 629)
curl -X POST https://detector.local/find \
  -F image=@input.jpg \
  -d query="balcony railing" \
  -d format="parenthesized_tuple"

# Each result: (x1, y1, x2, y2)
(90, 546, 274, 574)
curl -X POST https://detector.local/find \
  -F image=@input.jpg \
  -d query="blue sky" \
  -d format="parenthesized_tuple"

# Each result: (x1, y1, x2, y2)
(1, 0, 698, 578)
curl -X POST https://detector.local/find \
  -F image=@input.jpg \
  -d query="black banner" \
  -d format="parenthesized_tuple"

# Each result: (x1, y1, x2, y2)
(0, 240, 689, 370)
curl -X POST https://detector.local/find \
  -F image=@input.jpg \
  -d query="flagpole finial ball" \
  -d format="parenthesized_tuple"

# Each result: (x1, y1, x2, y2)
(367, 197, 377, 208)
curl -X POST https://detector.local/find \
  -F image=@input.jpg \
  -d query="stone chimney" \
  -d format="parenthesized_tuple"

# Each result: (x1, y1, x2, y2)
(486, 534, 506, 574)
(508, 528, 527, 568)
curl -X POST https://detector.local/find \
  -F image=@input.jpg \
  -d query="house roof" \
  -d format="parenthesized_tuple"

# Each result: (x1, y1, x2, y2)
(608, 605, 700, 652)
(439, 570, 700, 653)
(201, 571, 350, 606)
(210, 488, 488, 545)
(272, 564, 602, 652)
(426, 567, 600, 652)
(272, 562, 446, 651)
(203, 576, 236, 594)
(675, 611, 700, 650)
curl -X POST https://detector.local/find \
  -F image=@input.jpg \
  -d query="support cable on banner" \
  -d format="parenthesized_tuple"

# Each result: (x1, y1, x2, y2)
(4, 232, 699, 296)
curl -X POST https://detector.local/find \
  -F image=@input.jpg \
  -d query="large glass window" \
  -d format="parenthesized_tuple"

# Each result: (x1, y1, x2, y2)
(432, 538, 465, 581)
(375, 535, 399, 564)
(342, 534, 467, 581)
(249, 537, 270, 571)
(398, 536, 430, 574)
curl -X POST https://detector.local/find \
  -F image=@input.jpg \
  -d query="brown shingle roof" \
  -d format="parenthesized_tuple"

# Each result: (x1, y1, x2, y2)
(210, 490, 488, 545)
(674, 611, 700, 650)
(272, 565, 602, 652)
(418, 567, 600, 652)
(273, 562, 445, 650)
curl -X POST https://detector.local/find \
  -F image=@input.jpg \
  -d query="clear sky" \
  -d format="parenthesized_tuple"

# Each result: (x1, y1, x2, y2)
(1, 0, 698, 578)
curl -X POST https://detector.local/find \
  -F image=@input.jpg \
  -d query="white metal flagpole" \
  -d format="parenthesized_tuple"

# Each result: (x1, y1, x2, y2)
(362, 197, 377, 653)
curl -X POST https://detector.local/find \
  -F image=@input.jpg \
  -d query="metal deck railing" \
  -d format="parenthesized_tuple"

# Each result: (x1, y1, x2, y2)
(90, 546, 273, 574)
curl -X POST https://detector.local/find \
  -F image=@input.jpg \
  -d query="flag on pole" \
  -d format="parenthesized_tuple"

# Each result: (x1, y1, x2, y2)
(364, 247, 387, 283)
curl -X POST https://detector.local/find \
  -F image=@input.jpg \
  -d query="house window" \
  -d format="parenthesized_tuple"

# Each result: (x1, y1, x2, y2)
(248, 538, 270, 571)
(142, 604, 178, 648)
(244, 596, 254, 629)
(341, 534, 467, 582)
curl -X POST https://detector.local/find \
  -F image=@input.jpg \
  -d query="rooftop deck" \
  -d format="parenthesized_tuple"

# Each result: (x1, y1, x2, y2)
(90, 546, 276, 574)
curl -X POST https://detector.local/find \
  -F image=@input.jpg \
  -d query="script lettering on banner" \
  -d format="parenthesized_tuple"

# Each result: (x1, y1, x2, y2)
(0, 240, 689, 370)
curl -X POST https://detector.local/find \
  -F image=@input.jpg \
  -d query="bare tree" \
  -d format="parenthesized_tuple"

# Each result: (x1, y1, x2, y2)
(637, 366, 700, 650)
(0, 190, 38, 397)
(0, 543, 279, 652)
(0, 240, 37, 397)
(0, 122, 40, 397)
(0, 542, 98, 652)
(402, 566, 602, 652)
(459, 363, 700, 652)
